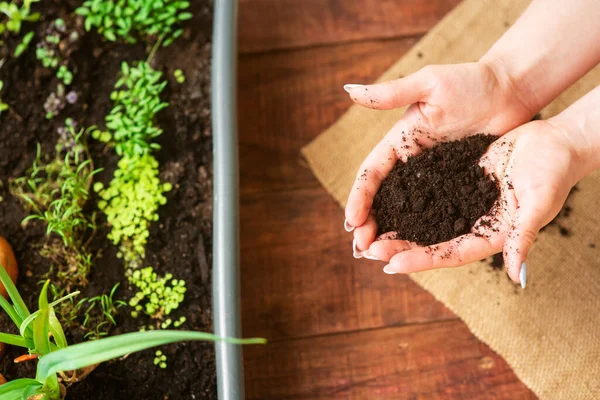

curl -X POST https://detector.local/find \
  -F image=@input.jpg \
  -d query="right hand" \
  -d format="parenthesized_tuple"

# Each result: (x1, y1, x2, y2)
(344, 62, 537, 256)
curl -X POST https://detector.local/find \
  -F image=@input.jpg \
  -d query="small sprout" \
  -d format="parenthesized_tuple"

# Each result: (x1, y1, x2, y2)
(173, 69, 185, 83)
(57, 65, 73, 85)
(76, 0, 191, 47)
(10, 127, 101, 289)
(14, 31, 34, 57)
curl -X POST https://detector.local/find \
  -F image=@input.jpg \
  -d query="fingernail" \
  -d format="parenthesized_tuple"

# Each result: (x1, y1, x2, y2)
(344, 84, 364, 93)
(344, 219, 355, 232)
(352, 238, 363, 259)
(362, 250, 379, 261)
(520, 262, 527, 289)
(383, 264, 396, 274)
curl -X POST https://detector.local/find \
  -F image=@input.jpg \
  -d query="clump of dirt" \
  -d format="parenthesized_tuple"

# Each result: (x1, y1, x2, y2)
(373, 134, 499, 246)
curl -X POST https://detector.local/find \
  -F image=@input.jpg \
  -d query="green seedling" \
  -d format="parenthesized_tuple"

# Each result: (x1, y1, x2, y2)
(0, 0, 40, 35)
(93, 61, 168, 157)
(92, 61, 170, 265)
(36, 47, 59, 68)
(94, 154, 170, 263)
(0, 264, 266, 400)
(76, 0, 191, 47)
(14, 30, 33, 57)
(11, 127, 101, 287)
(173, 68, 185, 83)
(56, 65, 73, 85)
(0, 266, 77, 358)
(127, 267, 184, 320)
(81, 283, 126, 339)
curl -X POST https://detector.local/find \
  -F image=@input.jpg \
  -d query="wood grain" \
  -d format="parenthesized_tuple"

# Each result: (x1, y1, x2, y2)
(239, 38, 456, 340)
(245, 319, 535, 399)
(238, 0, 462, 53)
(238, 3, 534, 397)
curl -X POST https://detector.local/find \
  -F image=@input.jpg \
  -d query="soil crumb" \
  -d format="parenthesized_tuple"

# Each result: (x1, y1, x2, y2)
(373, 134, 499, 246)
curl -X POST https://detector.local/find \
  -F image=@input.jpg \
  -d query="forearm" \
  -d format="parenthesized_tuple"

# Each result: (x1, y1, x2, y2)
(549, 85, 600, 177)
(480, 0, 600, 114)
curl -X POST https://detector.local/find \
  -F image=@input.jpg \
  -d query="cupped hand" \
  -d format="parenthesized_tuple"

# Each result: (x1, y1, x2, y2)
(367, 120, 585, 285)
(345, 62, 537, 256)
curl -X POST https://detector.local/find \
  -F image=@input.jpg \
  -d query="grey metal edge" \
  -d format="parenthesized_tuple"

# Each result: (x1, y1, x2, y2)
(212, 0, 243, 399)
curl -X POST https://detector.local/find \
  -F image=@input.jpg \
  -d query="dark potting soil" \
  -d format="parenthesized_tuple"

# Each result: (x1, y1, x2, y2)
(0, 1, 216, 399)
(373, 134, 499, 246)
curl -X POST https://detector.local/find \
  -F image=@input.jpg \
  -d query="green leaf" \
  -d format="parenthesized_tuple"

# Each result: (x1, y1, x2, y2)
(0, 378, 42, 398)
(0, 264, 30, 320)
(105, 29, 116, 41)
(20, 291, 80, 338)
(32, 281, 51, 356)
(75, 7, 90, 15)
(178, 12, 192, 21)
(0, 332, 28, 347)
(0, 294, 23, 328)
(48, 309, 68, 349)
(36, 330, 267, 381)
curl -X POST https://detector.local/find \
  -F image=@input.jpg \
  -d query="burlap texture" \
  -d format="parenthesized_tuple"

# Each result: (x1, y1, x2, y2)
(301, 0, 600, 398)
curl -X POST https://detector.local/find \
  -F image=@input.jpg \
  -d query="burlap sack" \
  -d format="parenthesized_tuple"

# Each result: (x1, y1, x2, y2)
(301, 0, 600, 398)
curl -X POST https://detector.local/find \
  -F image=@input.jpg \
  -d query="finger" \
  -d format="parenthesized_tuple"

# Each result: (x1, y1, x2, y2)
(345, 135, 399, 228)
(343, 68, 435, 110)
(367, 239, 419, 262)
(384, 232, 504, 274)
(502, 195, 548, 288)
(353, 214, 377, 256)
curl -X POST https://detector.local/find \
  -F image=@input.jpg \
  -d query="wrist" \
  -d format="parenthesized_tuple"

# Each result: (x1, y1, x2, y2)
(478, 54, 541, 120)
(547, 114, 600, 180)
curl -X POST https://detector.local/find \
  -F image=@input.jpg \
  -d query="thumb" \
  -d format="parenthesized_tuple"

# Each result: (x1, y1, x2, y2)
(502, 196, 548, 288)
(343, 67, 434, 110)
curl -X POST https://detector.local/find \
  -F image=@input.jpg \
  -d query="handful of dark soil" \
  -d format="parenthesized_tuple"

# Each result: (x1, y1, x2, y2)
(373, 134, 500, 246)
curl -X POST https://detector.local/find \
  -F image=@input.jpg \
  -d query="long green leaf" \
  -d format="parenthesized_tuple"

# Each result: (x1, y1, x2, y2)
(0, 294, 22, 327)
(0, 378, 42, 398)
(19, 291, 80, 338)
(32, 281, 51, 356)
(0, 264, 30, 320)
(37, 330, 266, 381)
(48, 309, 67, 349)
(0, 332, 28, 347)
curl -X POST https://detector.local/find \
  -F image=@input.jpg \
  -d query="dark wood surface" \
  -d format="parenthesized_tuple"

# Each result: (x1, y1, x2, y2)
(238, 1, 536, 398)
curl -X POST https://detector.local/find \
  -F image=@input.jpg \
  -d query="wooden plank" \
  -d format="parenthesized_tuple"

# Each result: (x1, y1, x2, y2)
(245, 319, 536, 399)
(238, 0, 462, 53)
(238, 37, 420, 194)
(238, 37, 456, 339)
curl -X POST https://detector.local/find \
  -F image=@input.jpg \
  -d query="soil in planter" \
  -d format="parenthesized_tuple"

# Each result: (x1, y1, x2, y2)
(0, 1, 217, 399)
(373, 134, 499, 246)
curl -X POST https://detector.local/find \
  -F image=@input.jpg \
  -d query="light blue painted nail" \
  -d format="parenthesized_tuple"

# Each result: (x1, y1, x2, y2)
(520, 262, 527, 289)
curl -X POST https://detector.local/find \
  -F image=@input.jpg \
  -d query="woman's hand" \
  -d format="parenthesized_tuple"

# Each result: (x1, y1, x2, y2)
(368, 119, 586, 286)
(345, 61, 536, 257)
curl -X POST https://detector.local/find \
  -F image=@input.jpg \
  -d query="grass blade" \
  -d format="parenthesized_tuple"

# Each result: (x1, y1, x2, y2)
(37, 330, 266, 381)
(32, 281, 51, 356)
(0, 332, 28, 347)
(0, 378, 42, 398)
(0, 264, 30, 320)
(0, 295, 22, 327)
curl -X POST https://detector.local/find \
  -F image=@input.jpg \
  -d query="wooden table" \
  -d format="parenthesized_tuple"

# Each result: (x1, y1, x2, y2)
(238, 1, 536, 398)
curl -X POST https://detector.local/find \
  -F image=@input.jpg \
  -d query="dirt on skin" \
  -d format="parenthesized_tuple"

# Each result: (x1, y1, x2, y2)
(0, 1, 216, 399)
(373, 134, 499, 246)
